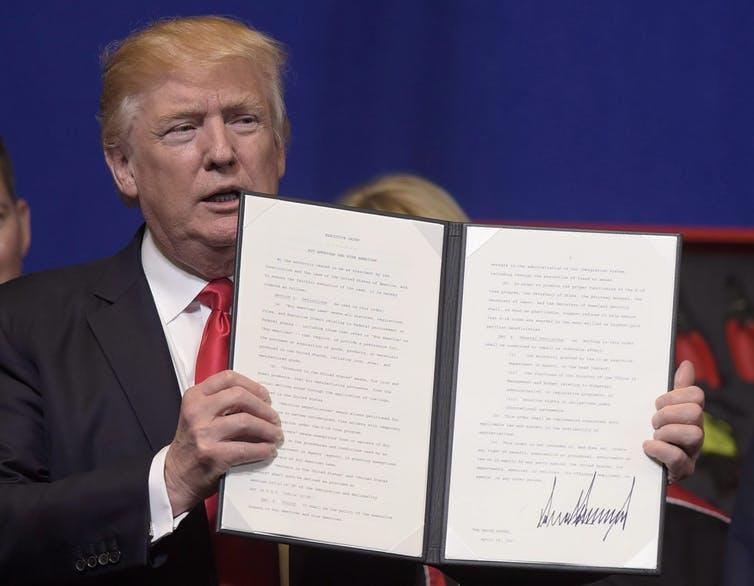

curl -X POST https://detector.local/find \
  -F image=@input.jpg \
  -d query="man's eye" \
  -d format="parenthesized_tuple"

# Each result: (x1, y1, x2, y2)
(233, 116, 259, 127)
(170, 123, 195, 133)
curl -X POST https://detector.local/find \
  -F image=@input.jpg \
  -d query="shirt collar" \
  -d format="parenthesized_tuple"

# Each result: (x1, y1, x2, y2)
(141, 229, 208, 325)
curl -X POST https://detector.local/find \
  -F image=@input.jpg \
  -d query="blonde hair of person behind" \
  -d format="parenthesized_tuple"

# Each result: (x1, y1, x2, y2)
(98, 15, 290, 151)
(339, 174, 469, 222)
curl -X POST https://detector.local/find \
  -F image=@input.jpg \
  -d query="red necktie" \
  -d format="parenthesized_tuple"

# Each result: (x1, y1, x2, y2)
(196, 278, 279, 586)
(425, 566, 448, 586)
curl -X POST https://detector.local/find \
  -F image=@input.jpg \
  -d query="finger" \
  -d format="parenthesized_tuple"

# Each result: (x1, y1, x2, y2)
(655, 385, 705, 410)
(674, 359, 695, 389)
(211, 412, 285, 445)
(652, 401, 704, 429)
(643, 439, 694, 483)
(220, 440, 279, 467)
(212, 386, 281, 425)
(198, 370, 272, 404)
(192, 440, 279, 478)
(652, 423, 704, 457)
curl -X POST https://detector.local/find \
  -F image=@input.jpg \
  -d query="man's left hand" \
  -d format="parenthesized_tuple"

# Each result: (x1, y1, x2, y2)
(643, 359, 705, 484)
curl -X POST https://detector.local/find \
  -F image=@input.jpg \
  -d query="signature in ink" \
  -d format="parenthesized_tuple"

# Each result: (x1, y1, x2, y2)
(536, 472, 635, 541)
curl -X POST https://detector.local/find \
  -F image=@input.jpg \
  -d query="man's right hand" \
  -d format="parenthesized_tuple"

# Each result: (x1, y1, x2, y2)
(164, 370, 283, 516)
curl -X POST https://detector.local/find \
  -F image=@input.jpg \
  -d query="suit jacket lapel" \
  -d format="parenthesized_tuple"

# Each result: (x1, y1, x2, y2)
(88, 229, 182, 451)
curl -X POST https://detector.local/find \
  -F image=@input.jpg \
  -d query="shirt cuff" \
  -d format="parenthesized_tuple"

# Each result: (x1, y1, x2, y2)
(149, 445, 190, 543)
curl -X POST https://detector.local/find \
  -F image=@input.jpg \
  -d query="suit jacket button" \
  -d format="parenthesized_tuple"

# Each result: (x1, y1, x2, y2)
(86, 555, 98, 568)
(98, 552, 109, 566)
(109, 550, 121, 564)
(75, 558, 86, 572)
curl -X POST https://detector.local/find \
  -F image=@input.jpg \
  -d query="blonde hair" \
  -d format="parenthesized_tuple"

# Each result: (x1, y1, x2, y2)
(99, 15, 289, 150)
(339, 174, 469, 222)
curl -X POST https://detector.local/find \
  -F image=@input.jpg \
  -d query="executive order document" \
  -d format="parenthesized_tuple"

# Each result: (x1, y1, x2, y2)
(220, 194, 679, 573)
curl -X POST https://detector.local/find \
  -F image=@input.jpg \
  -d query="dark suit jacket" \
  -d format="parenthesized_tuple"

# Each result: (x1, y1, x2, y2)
(0, 231, 216, 584)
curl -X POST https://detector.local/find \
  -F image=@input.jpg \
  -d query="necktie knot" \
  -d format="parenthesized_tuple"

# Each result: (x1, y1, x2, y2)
(197, 278, 233, 314)
(194, 278, 233, 385)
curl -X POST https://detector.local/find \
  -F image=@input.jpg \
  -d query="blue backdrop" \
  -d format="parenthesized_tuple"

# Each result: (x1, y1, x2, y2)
(1, 1, 753, 273)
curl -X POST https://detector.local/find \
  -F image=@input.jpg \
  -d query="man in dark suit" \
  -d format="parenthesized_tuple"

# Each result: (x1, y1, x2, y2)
(0, 15, 705, 586)
(0, 16, 285, 585)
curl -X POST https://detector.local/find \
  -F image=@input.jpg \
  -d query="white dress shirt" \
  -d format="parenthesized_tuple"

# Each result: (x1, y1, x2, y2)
(141, 229, 215, 541)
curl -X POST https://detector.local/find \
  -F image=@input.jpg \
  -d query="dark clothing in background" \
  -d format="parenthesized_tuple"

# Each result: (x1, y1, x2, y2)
(724, 440, 754, 586)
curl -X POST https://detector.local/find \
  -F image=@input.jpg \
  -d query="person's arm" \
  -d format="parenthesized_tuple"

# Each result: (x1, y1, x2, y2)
(149, 446, 190, 541)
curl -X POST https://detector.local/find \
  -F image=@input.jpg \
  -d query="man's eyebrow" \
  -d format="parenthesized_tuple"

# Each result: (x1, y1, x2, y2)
(222, 96, 265, 114)
(154, 105, 205, 126)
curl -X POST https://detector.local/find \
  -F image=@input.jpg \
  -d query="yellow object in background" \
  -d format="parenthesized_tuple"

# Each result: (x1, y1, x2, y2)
(701, 412, 738, 458)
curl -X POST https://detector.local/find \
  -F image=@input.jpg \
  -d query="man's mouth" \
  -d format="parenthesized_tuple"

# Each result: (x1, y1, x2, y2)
(203, 190, 241, 203)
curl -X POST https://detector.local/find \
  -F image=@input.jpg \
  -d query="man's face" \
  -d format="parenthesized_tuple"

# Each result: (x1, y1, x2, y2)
(106, 58, 285, 279)
(0, 178, 30, 285)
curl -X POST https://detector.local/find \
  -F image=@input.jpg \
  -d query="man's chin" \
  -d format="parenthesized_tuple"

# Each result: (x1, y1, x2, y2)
(204, 233, 236, 248)
(201, 223, 238, 249)
(175, 237, 237, 279)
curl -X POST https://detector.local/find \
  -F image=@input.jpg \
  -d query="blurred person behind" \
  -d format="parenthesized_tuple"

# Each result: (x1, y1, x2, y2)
(0, 138, 30, 284)
(339, 173, 469, 222)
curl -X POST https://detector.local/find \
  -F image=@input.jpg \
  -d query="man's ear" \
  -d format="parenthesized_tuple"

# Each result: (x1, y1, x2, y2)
(104, 146, 139, 203)
(276, 144, 286, 180)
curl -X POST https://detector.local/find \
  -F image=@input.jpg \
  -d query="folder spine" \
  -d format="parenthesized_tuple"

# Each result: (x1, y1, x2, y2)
(424, 221, 465, 565)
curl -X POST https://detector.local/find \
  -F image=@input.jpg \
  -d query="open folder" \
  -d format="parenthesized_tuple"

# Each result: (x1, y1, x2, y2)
(219, 192, 680, 575)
